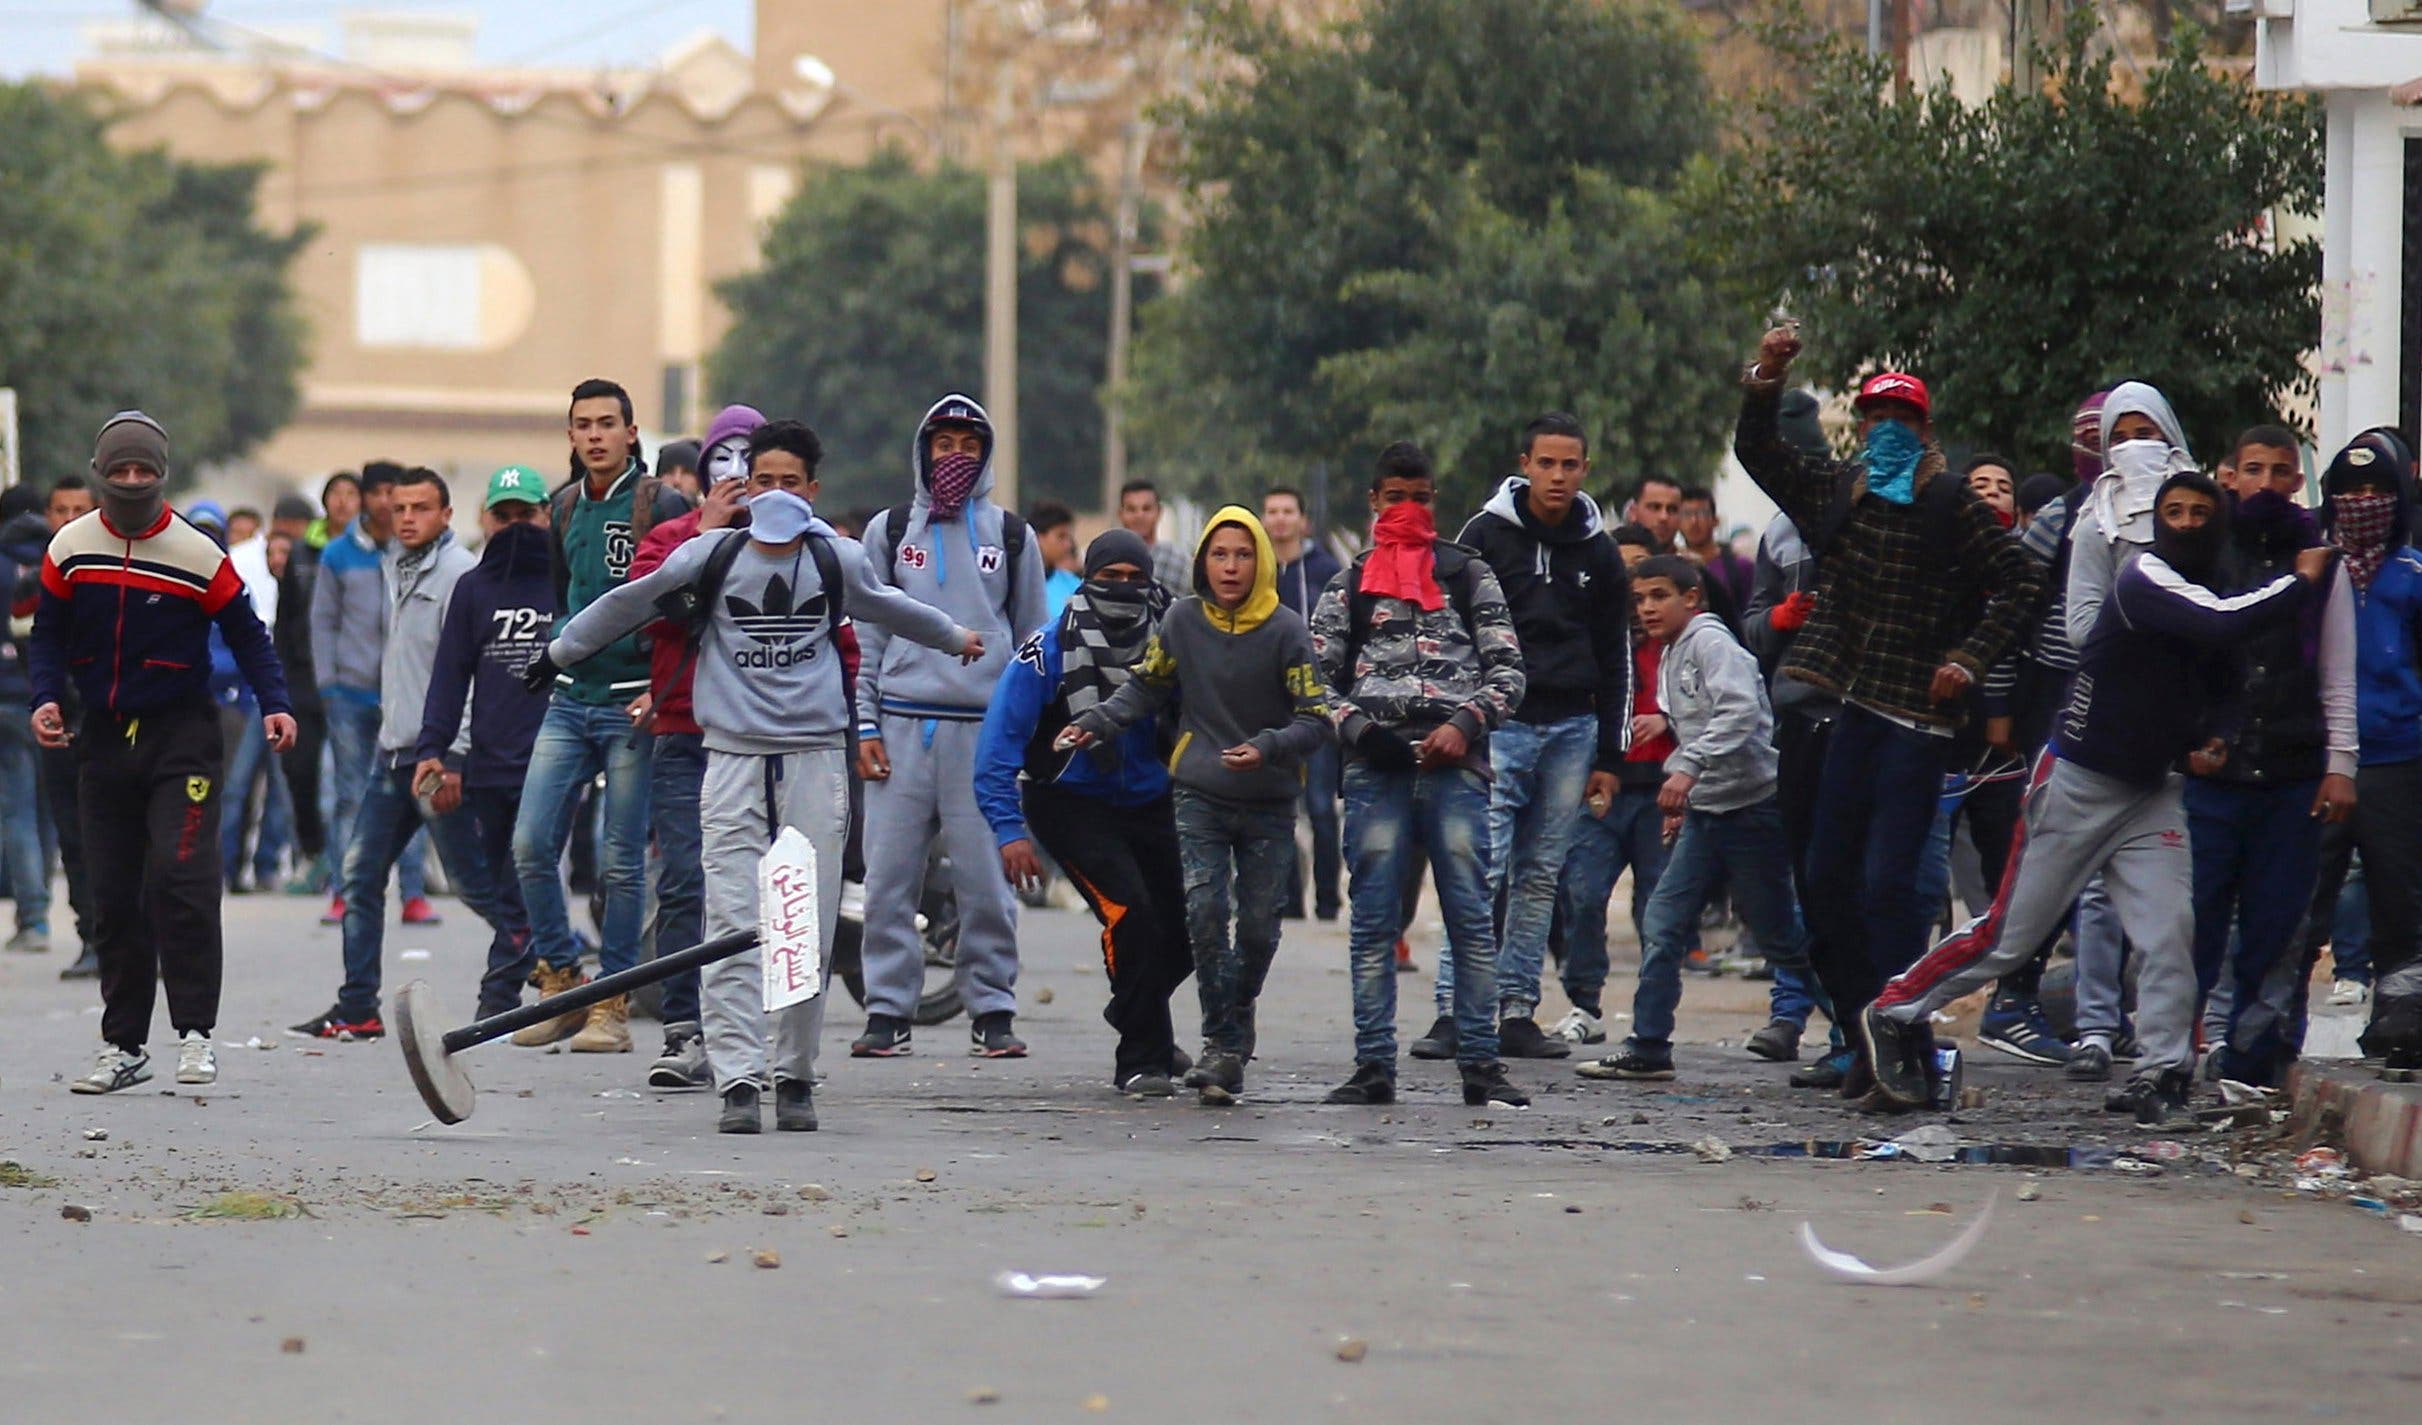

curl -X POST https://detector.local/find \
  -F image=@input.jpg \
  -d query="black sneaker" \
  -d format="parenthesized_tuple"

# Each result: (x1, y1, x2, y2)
(1323, 1062, 1396, 1105)
(1790, 1046, 1855, 1089)
(1576, 1048, 1675, 1081)
(58, 945, 99, 980)
(2109, 1029, 2142, 1063)
(1408, 1014, 1459, 1061)
(773, 1078, 817, 1132)
(2106, 1071, 2190, 1126)
(290, 1005, 386, 1041)
(1498, 1015, 1571, 1060)
(2067, 1042, 2114, 1082)
(719, 1081, 762, 1134)
(1194, 1050, 1245, 1106)
(1857, 1004, 1929, 1108)
(647, 1023, 709, 1089)
(1745, 1019, 1803, 1062)
(1117, 1070, 1176, 1098)
(850, 1015, 913, 1058)
(969, 1012, 1027, 1059)
(1461, 1060, 1529, 1107)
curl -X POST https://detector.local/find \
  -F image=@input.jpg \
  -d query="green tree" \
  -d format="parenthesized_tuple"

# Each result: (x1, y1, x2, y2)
(1129, 0, 1734, 516)
(709, 149, 1129, 512)
(0, 83, 308, 487)
(1689, 11, 2320, 469)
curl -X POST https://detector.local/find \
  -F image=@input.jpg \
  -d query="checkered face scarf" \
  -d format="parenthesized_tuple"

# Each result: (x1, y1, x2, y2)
(2335, 491, 2399, 591)
(1058, 575, 1168, 731)
(926, 451, 982, 521)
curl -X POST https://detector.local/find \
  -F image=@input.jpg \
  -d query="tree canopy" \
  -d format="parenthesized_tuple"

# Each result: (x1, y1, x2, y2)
(0, 83, 308, 488)
(1128, 0, 1738, 516)
(709, 149, 1131, 512)
(1688, 12, 2321, 470)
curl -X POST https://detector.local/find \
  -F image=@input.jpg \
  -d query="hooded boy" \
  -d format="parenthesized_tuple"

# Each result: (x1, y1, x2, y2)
(2319, 428, 2422, 1071)
(537, 419, 980, 1131)
(1862, 473, 2333, 1123)
(851, 394, 1049, 1058)
(978, 529, 1194, 1095)
(30, 412, 295, 1094)
(1064, 508, 1335, 1104)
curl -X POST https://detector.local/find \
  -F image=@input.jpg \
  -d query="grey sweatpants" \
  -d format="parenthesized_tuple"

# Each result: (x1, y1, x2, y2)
(1879, 760, 2199, 1077)
(861, 714, 1019, 1021)
(700, 748, 847, 1092)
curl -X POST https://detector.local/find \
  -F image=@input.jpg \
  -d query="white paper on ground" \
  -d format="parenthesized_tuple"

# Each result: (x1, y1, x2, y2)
(759, 826, 822, 1012)
(1798, 1191, 1997, 1286)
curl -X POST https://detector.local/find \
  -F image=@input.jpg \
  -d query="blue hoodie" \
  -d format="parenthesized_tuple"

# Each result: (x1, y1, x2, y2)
(975, 619, 1170, 849)
(2322, 427, 2422, 767)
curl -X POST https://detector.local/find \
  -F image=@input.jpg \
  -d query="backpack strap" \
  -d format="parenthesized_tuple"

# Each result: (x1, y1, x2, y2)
(1343, 541, 1480, 672)
(630, 475, 666, 553)
(884, 503, 1023, 616)
(650, 531, 847, 729)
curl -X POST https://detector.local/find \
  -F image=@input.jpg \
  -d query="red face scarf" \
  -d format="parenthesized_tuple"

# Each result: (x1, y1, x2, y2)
(1361, 501, 1444, 610)
(926, 451, 982, 521)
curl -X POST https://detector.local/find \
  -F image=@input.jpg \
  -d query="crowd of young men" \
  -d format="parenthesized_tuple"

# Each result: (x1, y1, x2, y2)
(17, 329, 2420, 1131)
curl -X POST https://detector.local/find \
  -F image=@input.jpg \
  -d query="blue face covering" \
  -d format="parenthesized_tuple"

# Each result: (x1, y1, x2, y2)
(1861, 419, 1925, 505)
(748, 489, 814, 544)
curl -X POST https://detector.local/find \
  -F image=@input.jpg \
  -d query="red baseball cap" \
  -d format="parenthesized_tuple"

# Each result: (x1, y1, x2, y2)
(1853, 372, 1931, 420)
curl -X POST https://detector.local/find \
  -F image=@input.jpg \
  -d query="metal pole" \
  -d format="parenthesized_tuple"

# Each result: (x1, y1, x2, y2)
(1102, 120, 1147, 517)
(1868, 0, 1885, 56)
(986, 56, 1020, 508)
(440, 930, 760, 1054)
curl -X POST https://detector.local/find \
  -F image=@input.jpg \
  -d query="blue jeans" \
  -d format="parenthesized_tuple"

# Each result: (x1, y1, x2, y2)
(511, 697, 653, 977)
(325, 695, 424, 900)
(1803, 703, 1952, 1012)
(1344, 760, 1498, 1066)
(0, 720, 50, 933)
(336, 762, 525, 1017)
(1479, 714, 1598, 1017)
(463, 784, 534, 1019)
(219, 707, 290, 887)
(1298, 739, 1343, 917)
(2186, 778, 2325, 1084)
(1172, 788, 1296, 1054)
(1556, 787, 1666, 1014)
(650, 731, 706, 1027)
(1631, 795, 1812, 1053)
(2333, 852, 2372, 983)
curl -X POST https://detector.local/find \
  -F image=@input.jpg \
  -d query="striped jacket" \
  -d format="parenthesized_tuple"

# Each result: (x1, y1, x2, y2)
(28, 510, 290, 719)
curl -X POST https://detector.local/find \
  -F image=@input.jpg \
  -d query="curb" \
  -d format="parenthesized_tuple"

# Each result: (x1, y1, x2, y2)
(2286, 1058, 2422, 1178)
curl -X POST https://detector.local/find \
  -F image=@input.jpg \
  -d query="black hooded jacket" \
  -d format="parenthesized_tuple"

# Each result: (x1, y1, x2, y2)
(1456, 477, 1632, 769)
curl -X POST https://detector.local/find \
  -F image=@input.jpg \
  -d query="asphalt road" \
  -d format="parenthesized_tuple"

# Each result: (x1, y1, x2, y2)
(2, 888, 2414, 1424)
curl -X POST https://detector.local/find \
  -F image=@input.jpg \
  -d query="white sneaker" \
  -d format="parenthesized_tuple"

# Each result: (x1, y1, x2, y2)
(1550, 1007, 1607, 1045)
(2329, 979, 2371, 1008)
(71, 1044, 151, 1095)
(175, 1030, 217, 1085)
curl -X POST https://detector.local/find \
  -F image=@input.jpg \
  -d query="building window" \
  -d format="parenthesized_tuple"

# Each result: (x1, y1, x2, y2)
(356, 244, 484, 349)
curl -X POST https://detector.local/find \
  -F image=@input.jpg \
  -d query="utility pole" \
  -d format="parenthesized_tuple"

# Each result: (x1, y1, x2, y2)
(985, 55, 1020, 507)
(1893, 0, 1915, 95)
(1101, 119, 1147, 516)
(2012, 0, 2061, 92)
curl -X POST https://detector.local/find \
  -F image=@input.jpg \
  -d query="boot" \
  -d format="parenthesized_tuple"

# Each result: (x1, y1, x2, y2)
(508, 963, 593, 1047)
(567, 994, 633, 1053)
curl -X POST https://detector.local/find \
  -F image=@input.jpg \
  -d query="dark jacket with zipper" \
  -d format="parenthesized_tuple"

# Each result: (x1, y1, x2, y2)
(1456, 477, 1631, 770)
(2201, 496, 2357, 786)
(415, 520, 555, 790)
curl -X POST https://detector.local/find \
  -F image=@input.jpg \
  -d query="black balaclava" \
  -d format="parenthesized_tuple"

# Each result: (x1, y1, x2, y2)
(91, 411, 169, 534)
(2152, 471, 2230, 583)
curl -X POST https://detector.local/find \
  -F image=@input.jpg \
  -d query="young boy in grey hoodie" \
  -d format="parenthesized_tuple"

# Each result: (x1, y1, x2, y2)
(1065, 506, 1334, 1104)
(532, 421, 980, 1133)
(1578, 556, 1817, 1082)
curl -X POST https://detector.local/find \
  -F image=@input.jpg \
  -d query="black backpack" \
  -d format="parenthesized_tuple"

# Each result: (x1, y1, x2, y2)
(878, 504, 1026, 608)
(652, 529, 847, 705)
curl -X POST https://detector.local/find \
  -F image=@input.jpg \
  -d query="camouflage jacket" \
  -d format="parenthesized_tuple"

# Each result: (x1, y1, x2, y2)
(1310, 544, 1526, 770)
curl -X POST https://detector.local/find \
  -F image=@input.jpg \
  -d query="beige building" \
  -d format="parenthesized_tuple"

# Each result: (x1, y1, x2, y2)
(72, 5, 958, 486)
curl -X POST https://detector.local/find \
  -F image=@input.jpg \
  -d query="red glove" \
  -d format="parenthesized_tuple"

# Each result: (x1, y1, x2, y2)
(1769, 591, 1816, 632)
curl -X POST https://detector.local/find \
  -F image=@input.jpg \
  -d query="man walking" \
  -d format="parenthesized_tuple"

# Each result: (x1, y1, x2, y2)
(30, 412, 294, 1093)
(851, 394, 1047, 1057)
(1265, 485, 1345, 922)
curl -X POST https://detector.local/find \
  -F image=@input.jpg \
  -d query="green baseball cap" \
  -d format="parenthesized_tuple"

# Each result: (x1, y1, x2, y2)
(484, 464, 546, 510)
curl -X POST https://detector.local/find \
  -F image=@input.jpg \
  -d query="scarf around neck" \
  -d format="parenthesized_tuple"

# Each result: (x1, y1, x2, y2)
(1058, 577, 1168, 764)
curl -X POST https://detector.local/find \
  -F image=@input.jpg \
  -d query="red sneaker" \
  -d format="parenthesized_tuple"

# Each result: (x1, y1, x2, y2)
(319, 897, 346, 926)
(400, 896, 443, 926)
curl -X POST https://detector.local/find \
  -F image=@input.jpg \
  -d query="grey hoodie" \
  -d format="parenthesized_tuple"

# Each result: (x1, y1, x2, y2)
(377, 530, 477, 762)
(548, 523, 966, 757)
(1659, 611, 1778, 814)
(855, 394, 1049, 732)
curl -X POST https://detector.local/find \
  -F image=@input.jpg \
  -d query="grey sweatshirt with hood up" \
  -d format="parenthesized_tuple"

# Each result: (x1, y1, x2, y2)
(548, 521, 967, 757)
(1659, 610, 1779, 814)
(855, 394, 1049, 733)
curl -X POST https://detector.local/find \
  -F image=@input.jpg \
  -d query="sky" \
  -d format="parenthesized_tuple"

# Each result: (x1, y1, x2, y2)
(0, 1, 756, 80)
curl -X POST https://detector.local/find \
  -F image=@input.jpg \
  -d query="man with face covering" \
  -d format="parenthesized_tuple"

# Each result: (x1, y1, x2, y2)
(1861, 473, 2333, 1122)
(619, 402, 764, 1087)
(1734, 329, 2042, 1085)
(850, 395, 1049, 1058)
(29, 412, 296, 1095)
(2316, 428, 2422, 1074)
(976, 530, 1194, 1096)
(535, 419, 981, 1131)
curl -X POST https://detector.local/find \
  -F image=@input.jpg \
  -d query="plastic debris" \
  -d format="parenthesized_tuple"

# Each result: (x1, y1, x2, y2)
(2398, 1215, 2422, 1235)
(1888, 1124, 1962, 1164)
(1798, 1191, 1996, 1287)
(2111, 1158, 2162, 1177)
(993, 1271, 1106, 1299)
(2138, 1140, 2188, 1161)
(2296, 1147, 2347, 1176)
(2350, 1196, 2391, 1216)
(400, 948, 432, 962)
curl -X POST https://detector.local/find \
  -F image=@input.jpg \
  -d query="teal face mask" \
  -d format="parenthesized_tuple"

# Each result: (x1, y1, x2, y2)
(1861, 420, 1924, 505)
